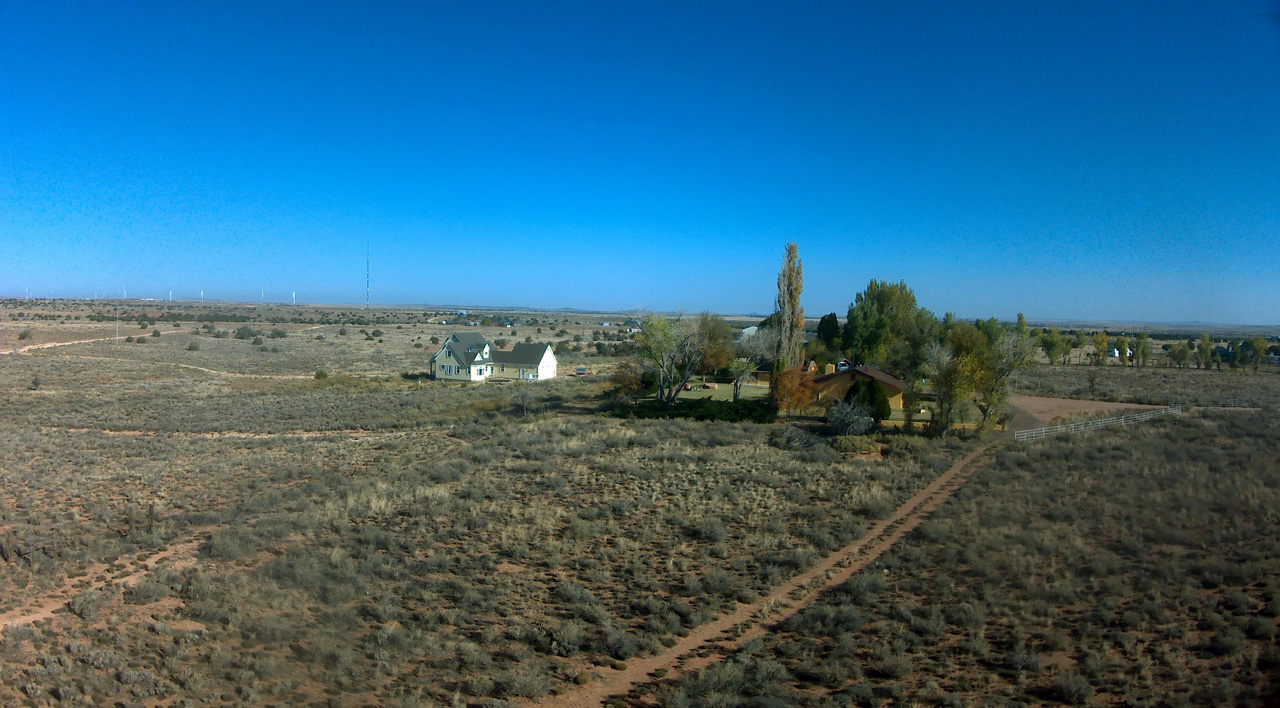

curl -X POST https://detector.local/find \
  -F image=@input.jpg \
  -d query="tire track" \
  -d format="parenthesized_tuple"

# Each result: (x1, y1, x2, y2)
(537, 443, 993, 708)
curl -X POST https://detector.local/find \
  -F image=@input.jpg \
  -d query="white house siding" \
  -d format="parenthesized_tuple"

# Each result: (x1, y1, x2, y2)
(537, 349, 556, 380)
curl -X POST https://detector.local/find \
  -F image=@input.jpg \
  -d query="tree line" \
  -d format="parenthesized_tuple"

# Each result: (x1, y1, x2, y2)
(623, 243, 1276, 433)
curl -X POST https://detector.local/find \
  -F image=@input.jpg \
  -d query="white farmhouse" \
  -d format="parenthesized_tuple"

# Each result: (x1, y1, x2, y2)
(429, 332, 493, 381)
(430, 333, 556, 382)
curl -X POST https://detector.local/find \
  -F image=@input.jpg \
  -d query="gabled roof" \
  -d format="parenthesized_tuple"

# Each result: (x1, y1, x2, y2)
(850, 364, 907, 391)
(440, 332, 492, 366)
(492, 342, 552, 367)
(810, 364, 907, 392)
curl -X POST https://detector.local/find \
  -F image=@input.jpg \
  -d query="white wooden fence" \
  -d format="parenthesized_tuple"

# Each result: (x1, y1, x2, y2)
(1014, 405, 1182, 442)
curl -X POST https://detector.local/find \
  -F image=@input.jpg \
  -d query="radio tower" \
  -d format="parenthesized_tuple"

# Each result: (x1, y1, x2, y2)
(365, 239, 370, 310)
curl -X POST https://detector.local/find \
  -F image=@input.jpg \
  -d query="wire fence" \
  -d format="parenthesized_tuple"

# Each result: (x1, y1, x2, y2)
(1014, 405, 1183, 442)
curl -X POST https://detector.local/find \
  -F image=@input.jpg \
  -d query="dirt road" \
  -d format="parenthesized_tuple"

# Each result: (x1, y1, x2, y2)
(3, 336, 120, 355)
(535, 443, 993, 708)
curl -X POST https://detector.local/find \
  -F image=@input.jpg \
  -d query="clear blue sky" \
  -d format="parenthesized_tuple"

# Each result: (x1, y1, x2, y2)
(2, 2, 1278, 324)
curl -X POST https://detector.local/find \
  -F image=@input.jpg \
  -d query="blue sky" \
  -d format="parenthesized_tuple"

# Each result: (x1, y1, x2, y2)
(2, 2, 1278, 324)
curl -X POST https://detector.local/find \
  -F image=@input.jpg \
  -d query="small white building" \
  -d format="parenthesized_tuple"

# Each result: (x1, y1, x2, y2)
(430, 333, 556, 382)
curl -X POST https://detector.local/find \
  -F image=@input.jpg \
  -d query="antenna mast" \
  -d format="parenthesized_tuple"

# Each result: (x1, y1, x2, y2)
(365, 239, 370, 310)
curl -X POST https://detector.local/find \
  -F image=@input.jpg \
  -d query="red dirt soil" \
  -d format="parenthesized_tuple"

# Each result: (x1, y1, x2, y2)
(1007, 393, 1164, 429)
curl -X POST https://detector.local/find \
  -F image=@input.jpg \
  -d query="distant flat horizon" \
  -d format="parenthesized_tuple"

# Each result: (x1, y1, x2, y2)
(3, 295, 1277, 334)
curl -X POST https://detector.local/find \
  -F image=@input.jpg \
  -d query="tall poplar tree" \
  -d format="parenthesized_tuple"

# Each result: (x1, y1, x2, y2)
(774, 243, 804, 369)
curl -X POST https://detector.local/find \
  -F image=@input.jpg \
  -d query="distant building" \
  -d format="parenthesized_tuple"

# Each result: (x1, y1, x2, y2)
(810, 365, 908, 410)
(429, 333, 556, 382)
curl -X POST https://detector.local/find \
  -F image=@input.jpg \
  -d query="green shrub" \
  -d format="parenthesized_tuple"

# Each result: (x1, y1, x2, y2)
(124, 578, 168, 604)
(1054, 673, 1095, 705)
(830, 435, 877, 454)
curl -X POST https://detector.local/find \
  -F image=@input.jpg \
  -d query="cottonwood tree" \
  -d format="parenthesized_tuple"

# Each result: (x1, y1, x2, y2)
(1039, 327, 1067, 366)
(634, 313, 713, 405)
(1249, 337, 1268, 371)
(856, 282, 938, 377)
(1169, 342, 1190, 368)
(1116, 335, 1130, 366)
(1091, 332, 1109, 365)
(694, 312, 734, 380)
(1196, 333, 1214, 369)
(923, 342, 982, 437)
(974, 331, 1036, 430)
(1135, 332, 1150, 367)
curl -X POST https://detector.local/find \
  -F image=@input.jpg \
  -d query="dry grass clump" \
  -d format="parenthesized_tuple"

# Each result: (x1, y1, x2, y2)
(1013, 364, 1280, 405)
(651, 410, 1280, 706)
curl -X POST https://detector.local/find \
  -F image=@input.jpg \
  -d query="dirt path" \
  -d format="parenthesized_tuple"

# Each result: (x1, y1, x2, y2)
(536, 443, 993, 708)
(3, 336, 119, 355)
(1007, 394, 1164, 430)
(0, 539, 200, 632)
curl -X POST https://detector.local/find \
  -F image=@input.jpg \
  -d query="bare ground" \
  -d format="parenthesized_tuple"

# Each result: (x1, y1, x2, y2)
(1006, 393, 1164, 430)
